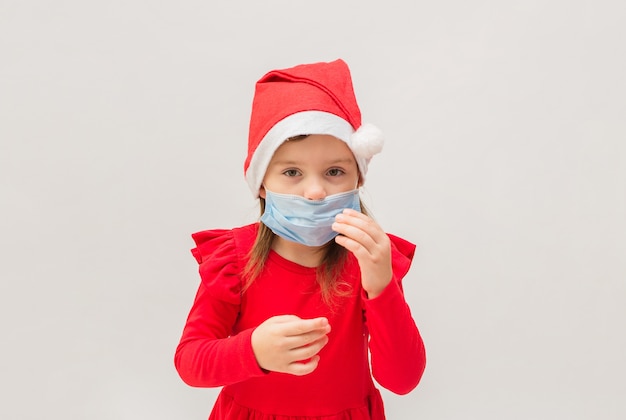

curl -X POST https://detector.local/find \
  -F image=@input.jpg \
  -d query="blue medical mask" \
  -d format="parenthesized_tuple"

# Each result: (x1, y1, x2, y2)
(260, 188, 361, 247)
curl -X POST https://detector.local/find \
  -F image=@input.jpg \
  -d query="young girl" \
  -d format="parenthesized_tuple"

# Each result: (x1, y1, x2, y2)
(175, 59, 426, 419)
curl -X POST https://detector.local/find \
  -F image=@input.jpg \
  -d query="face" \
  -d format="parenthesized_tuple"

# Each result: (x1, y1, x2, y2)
(260, 134, 360, 200)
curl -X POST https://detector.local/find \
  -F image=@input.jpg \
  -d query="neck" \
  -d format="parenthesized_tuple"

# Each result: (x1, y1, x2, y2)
(271, 236, 326, 268)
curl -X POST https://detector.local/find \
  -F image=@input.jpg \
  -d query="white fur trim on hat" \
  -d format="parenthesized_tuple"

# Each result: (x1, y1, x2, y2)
(246, 111, 384, 197)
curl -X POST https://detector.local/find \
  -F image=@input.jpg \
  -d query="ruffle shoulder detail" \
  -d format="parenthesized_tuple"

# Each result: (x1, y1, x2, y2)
(190, 225, 258, 305)
(388, 233, 416, 283)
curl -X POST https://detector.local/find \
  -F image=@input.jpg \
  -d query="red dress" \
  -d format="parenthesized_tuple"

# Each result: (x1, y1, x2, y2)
(175, 223, 426, 419)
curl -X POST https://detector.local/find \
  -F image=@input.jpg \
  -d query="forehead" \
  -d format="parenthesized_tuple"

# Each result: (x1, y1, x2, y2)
(270, 134, 355, 163)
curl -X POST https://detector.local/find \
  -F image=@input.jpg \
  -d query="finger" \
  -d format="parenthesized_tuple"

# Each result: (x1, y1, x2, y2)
(282, 317, 330, 337)
(284, 324, 331, 348)
(283, 328, 330, 351)
(270, 314, 302, 324)
(334, 210, 387, 241)
(336, 208, 378, 227)
(334, 233, 369, 258)
(335, 233, 391, 270)
(289, 335, 329, 361)
(333, 223, 377, 255)
(288, 355, 321, 376)
(339, 207, 366, 219)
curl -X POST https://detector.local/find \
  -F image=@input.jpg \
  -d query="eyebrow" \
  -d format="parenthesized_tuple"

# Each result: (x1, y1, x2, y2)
(270, 158, 355, 166)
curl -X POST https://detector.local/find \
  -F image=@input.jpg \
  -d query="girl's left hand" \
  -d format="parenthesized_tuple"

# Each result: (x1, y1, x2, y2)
(333, 208, 392, 299)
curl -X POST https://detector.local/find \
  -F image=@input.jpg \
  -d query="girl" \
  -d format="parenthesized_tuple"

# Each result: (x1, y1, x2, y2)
(175, 59, 426, 419)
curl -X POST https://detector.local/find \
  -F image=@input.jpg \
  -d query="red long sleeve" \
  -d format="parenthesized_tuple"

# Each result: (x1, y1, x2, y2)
(174, 282, 266, 387)
(364, 233, 426, 394)
(174, 225, 426, 419)
(174, 228, 265, 387)
(364, 278, 426, 394)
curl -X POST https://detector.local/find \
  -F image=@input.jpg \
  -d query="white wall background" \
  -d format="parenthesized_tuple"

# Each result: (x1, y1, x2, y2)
(1, 1, 624, 419)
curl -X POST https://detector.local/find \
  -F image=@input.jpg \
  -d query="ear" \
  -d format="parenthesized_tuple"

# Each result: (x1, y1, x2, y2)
(259, 185, 266, 199)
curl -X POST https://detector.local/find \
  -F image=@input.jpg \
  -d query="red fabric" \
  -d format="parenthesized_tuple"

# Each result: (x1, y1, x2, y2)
(245, 59, 361, 174)
(175, 223, 426, 419)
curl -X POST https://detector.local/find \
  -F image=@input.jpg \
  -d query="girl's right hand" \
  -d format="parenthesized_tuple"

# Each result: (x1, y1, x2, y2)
(251, 315, 331, 376)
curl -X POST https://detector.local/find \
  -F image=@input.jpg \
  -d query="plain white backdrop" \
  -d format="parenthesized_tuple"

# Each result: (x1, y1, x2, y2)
(1, 1, 625, 419)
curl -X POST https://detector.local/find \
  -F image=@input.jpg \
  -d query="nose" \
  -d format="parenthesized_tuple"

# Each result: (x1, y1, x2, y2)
(303, 179, 326, 201)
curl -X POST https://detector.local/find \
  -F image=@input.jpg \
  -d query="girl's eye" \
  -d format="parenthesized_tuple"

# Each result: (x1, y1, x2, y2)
(283, 169, 300, 177)
(327, 168, 345, 177)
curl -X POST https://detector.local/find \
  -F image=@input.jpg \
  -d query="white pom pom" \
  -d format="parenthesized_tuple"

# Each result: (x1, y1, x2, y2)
(350, 123, 384, 159)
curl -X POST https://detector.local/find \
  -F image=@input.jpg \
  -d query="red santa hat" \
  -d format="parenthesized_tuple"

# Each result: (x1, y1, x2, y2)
(244, 59, 384, 197)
